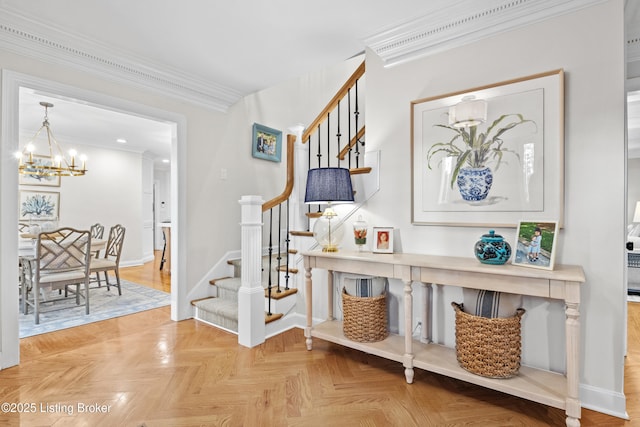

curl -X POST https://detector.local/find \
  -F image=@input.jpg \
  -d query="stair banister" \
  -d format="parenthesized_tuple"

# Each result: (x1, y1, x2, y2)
(263, 134, 296, 212)
(301, 61, 365, 143)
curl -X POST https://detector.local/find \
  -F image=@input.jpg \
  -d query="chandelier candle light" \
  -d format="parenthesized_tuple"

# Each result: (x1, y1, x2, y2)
(304, 167, 354, 252)
(15, 102, 88, 177)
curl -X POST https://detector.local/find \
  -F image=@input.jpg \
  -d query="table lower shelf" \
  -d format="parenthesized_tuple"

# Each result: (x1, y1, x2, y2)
(311, 320, 568, 410)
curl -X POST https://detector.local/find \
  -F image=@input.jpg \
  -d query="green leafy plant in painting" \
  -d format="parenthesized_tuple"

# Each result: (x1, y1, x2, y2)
(426, 114, 536, 188)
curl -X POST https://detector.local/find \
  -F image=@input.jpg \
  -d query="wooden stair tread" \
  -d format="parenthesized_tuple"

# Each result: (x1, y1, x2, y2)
(191, 296, 215, 306)
(264, 287, 298, 300)
(305, 212, 323, 219)
(350, 167, 372, 175)
(290, 230, 314, 237)
(209, 276, 233, 285)
(276, 265, 298, 274)
(265, 312, 283, 324)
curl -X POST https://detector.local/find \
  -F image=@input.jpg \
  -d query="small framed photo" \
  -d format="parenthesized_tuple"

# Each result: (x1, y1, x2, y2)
(19, 190, 60, 221)
(19, 155, 61, 187)
(373, 227, 394, 253)
(252, 123, 282, 162)
(513, 221, 558, 270)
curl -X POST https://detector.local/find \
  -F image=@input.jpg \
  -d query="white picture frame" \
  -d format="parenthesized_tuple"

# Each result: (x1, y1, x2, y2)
(372, 227, 393, 254)
(513, 220, 558, 270)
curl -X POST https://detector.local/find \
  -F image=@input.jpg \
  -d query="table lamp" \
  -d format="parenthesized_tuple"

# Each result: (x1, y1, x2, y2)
(304, 167, 354, 252)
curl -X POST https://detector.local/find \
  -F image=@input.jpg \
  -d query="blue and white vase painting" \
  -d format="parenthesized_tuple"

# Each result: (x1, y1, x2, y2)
(456, 166, 493, 202)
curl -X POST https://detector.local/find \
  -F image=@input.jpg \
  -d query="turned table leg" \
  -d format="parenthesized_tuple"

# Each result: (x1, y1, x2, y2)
(305, 267, 313, 350)
(403, 279, 414, 383)
(565, 299, 581, 427)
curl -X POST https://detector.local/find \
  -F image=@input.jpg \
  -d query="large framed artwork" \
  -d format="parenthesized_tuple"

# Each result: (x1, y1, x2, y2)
(19, 190, 60, 220)
(411, 69, 564, 227)
(18, 155, 61, 187)
(252, 123, 282, 162)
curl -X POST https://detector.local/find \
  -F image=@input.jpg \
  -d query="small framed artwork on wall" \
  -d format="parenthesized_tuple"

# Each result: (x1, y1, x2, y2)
(513, 221, 558, 270)
(372, 227, 394, 254)
(18, 155, 61, 187)
(19, 190, 60, 221)
(252, 123, 282, 162)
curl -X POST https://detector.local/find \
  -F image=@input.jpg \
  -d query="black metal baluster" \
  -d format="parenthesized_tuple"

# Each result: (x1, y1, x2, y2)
(277, 204, 282, 293)
(354, 79, 360, 168)
(284, 198, 290, 290)
(267, 208, 273, 316)
(336, 102, 341, 168)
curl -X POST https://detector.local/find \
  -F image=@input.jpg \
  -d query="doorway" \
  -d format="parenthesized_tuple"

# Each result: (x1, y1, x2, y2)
(1, 70, 187, 368)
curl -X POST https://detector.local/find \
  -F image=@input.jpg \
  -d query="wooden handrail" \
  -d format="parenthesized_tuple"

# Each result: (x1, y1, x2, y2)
(301, 61, 365, 143)
(337, 125, 365, 160)
(262, 134, 296, 212)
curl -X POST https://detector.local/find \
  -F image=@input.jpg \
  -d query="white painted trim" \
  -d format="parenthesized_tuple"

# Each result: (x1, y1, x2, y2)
(364, 0, 608, 67)
(0, 70, 21, 369)
(0, 9, 240, 111)
(0, 70, 187, 368)
(580, 383, 629, 420)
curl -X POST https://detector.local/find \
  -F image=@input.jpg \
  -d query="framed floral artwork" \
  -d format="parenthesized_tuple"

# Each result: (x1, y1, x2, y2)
(411, 69, 564, 227)
(373, 227, 393, 254)
(19, 190, 59, 220)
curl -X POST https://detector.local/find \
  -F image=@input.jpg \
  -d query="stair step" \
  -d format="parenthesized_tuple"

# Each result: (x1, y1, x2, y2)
(305, 212, 323, 219)
(290, 230, 314, 237)
(193, 297, 238, 332)
(191, 297, 213, 306)
(264, 287, 298, 300)
(276, 265, 298, 274)
(350, 167, 372, 175)
(209, 276, 233, 285)
(265, 312, 283, 324)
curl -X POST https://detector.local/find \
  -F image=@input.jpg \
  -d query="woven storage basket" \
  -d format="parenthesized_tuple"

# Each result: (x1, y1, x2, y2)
(342, 288, 388, 342)
(451, 302, 525, 378)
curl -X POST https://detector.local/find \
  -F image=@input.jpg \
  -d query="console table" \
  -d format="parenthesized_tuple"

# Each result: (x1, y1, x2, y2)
(302, 250, 585, 427)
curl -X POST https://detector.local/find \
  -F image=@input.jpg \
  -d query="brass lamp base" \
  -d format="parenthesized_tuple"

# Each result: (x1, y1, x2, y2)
(322, 244, 339, 252)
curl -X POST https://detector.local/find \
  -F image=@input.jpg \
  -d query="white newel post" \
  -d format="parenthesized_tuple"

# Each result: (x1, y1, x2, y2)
(238, 195, 266, 348)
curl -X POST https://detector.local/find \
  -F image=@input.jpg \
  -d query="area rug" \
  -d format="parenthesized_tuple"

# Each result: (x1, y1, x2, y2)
(20, 280, 171, 338)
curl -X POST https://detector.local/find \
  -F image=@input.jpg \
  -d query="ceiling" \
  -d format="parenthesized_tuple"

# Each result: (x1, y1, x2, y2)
(2, 0, 639, 165)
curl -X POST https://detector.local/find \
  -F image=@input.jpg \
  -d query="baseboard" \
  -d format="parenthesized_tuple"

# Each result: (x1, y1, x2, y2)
(265, 313, 305, 339)
(580, 383, 628, 419)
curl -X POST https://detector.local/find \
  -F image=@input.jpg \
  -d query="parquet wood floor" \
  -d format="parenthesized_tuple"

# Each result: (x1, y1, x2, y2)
(1, 255, 638, 426)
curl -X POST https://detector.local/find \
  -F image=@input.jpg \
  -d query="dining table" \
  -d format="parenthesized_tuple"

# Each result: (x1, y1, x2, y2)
(18, 235, 107, 313)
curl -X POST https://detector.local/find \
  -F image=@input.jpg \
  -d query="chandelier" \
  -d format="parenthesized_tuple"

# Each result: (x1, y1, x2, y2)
(15, 102, 87, 177)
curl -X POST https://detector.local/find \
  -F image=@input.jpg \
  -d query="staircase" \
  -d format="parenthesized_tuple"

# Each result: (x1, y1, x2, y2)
(191, 60, 369, 343)
(192, 255, 298, 333)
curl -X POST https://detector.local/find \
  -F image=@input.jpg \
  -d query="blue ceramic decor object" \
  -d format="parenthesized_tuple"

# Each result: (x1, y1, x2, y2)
(457, 166, 493, 201)
(474, 230, 511, 265)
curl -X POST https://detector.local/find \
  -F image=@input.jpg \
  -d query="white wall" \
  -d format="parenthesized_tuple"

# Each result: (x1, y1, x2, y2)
(18, 143, 146, 264)
(359, 1, 626, 416)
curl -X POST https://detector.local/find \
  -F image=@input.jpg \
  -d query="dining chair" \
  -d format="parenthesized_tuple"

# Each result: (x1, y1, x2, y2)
(90, 224, 125, 295)
(23, 227, 92, 324)
(90, 223, 105, 256)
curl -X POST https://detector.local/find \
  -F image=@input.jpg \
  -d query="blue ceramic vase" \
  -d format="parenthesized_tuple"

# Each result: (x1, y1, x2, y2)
(457, 166, 493, 201)
(474, 230, 511, 265)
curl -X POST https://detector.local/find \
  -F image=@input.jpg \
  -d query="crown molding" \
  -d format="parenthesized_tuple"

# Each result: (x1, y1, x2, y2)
(363, 0, 608, 67)
(0, 8, 241, 112)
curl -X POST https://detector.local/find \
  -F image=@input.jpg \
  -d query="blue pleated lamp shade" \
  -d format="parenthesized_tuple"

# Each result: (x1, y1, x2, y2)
(304, 167, 354, 204)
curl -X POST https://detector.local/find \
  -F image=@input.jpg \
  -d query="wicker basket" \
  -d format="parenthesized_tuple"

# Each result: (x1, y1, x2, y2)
(342, 288, 388, 342)
(451, 302, 525, 378)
